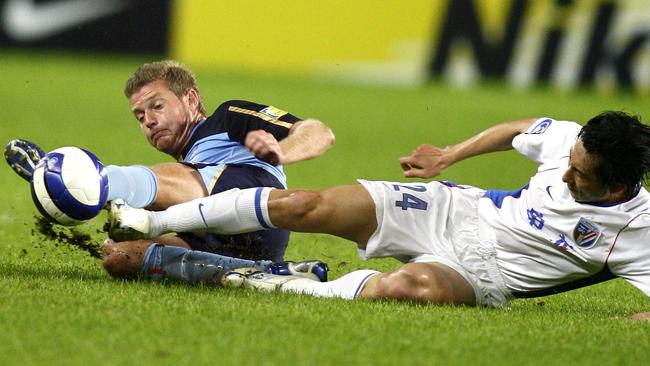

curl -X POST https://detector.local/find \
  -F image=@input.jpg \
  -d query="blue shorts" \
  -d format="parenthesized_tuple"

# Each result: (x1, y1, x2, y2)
(177, 163, 289, 262)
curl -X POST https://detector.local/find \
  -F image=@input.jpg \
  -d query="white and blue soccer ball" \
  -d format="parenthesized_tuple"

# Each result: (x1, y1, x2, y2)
(30, 147, 108, 226)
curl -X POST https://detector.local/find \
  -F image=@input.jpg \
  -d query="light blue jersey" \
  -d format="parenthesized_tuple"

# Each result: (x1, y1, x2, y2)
(178, 100, 300, 190)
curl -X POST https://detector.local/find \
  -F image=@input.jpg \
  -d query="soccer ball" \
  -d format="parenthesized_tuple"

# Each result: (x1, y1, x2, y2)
(30, 147, 109, 226)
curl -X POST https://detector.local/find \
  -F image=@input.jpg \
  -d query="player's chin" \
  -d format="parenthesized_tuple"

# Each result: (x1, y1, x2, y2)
(570, 190, 601, 203)
(568, 190, 582, 201)
(569, 191, 589, 203)
(153, 137, 174, 153)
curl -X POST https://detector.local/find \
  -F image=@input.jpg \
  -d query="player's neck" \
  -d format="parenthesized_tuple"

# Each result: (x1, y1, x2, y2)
(589, 185, 638, 206)
(172, 114, 205, 159)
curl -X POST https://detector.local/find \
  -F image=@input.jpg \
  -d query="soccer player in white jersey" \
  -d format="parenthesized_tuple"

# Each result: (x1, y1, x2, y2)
(106, 111, 650, 318)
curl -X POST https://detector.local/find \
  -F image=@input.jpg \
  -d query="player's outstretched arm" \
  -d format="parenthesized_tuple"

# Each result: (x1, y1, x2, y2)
(245, 119, 335, 165)
(399, 118, 537, 178)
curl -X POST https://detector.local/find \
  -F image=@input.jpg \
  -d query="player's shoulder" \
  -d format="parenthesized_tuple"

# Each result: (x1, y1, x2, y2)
(212, 100, 298, 129)
(618, 188, 650, 217)
(523, 117, 582, 136)
(201, 100, 265, 131)
(213, 100, 268, 116)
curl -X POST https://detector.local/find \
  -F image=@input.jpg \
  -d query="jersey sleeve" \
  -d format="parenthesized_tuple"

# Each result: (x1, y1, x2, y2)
(511, 118, 583, 164)
(607, 214, 650, 297)
(214, 100, 301, 144)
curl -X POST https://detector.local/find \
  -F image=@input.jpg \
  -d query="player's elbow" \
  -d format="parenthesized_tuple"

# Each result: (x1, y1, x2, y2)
(311, 119, 336, 154)
(325, 126, 335, 148)
(319, 127, 335, 155)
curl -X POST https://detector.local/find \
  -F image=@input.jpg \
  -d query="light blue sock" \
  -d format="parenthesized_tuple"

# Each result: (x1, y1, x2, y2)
(140, 244, 272, 284)
(105, 165, 158, 208)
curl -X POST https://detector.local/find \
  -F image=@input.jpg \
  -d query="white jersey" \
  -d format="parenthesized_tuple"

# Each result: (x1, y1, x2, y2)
(478, 118, 650, 298)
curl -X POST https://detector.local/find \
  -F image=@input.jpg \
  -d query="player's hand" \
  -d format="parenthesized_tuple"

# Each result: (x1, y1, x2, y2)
(399, 144, 450, 178)
(245, 130, 285, 165)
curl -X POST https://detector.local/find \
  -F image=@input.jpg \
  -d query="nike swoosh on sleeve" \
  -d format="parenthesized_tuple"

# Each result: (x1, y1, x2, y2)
(2, 0, 130, 41)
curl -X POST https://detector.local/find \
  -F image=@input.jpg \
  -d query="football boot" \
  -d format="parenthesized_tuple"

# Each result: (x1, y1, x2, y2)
(221, 269, 302, 292)
(104, 199, 158, 241)
(4, 139, 45, 181)
(267, 260, 328, 282)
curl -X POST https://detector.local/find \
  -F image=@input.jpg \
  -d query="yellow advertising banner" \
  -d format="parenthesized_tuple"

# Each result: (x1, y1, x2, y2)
(171, 0, 649, 91)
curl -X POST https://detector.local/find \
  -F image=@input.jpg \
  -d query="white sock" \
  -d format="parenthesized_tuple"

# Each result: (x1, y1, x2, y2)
(150, 187, 276, 235)
(281, 270, 380, 300)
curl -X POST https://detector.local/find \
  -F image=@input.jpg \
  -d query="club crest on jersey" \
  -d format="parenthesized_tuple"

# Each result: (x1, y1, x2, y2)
(529, 118, 552, 134)
(260, 106, 288, 119)
(573, 217, 601, 248)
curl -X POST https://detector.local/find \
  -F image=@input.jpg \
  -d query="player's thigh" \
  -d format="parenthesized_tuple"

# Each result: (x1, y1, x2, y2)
(268, 184, 377, 244)
(361, 262, 476, 305)
(148, 162, 208, 210)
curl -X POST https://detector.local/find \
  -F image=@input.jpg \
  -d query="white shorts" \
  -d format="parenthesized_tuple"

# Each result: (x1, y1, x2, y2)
(357, 180, 511, 307)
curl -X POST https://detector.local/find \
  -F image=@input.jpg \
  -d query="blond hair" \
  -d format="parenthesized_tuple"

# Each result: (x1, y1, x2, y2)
(124, 60, 205, 115)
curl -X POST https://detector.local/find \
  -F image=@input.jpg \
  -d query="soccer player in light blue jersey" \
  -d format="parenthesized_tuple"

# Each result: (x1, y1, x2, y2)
(6, 60, 334, 283)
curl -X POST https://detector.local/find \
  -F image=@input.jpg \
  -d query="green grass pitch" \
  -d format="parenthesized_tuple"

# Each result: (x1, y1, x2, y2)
(0, 51, 649, 365)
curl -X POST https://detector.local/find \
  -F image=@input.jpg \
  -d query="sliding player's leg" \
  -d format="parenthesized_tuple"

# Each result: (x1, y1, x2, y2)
(222, 261, 475, 305)
(102, 235, 190, 279)
(102, 236, 328, 284)
(107, 184, 379, 246)
(358, 262, 476, 304)
(105, 162, 207, 210)
(5, 139, 207, 211)
(221, 180, 483, 306)
(265, 185, 378, 244)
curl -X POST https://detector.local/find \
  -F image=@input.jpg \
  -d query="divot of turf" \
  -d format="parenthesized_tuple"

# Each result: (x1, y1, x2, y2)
(32, 216, 103, 259)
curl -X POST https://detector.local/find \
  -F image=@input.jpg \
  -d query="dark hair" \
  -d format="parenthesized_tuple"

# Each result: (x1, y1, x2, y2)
(579, 111, 650, 196)
(124, 60, 205, 115)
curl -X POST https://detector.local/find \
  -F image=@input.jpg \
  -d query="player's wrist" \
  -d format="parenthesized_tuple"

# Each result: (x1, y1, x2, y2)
(440, 145, 459, 168)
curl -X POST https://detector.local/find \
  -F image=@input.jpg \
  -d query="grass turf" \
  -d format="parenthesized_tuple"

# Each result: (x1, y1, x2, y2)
(0, 50, 649, 365)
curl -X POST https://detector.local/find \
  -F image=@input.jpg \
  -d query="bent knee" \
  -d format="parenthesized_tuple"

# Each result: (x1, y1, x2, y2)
(373, 263, 456, 304)
(101, 239, 148, 279)
(102, 253, 128, 279)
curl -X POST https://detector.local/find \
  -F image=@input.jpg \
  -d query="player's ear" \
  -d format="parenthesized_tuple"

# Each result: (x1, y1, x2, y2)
(186, 88, 200, 109)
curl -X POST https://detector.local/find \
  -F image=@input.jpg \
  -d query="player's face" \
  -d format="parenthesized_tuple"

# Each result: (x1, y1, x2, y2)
(562, 139, 610, 203)
(129, 80, 199, 157)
